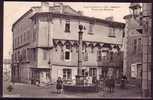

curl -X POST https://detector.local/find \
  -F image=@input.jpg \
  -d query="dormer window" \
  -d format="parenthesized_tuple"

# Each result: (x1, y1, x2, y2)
(88, 22, 94, 35)
(65, 19, 70, 32)
(109, 27, 116, 37)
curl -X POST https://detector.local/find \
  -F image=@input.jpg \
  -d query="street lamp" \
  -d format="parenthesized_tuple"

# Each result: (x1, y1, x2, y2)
(76, 24, 84, 85)
(129, 3, 142, 19)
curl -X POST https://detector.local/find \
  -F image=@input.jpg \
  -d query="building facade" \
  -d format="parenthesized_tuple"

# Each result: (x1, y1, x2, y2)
(11, 2, 125, 85)
(123, 4, 143, 88)
(123, 3, 152, 97)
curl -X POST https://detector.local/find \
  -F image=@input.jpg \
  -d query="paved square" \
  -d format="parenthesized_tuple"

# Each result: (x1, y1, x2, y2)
(3, 80, 142, 98)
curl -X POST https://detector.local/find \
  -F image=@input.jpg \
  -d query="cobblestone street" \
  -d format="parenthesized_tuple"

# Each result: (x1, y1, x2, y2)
(3, 80, 143, 98)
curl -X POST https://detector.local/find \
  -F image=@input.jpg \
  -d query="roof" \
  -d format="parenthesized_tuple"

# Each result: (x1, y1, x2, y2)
(129, 3, 141, 9)
(123, 14, 133, 19)
(12, 4, 125, 31)
(12, 5, 80, 31)
(31, 12, 125, 28)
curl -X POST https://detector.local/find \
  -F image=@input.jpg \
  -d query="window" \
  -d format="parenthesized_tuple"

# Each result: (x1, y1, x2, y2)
(110, 52, 113, 61)
(137, 64, 142, 79)
(65, 19, 70, 32)
(138, 38, 141, 52)
(88, 22, 94, 35)
(133, 39, 137, 53)
(64, 49, 71, 61)
(63, 69, 72, 80)
(43, 50, 47, 60)
(84, 51, 88, 61)
(21, 35, 22, 44)
(101, 51, 107, 61)
(101, 51, 107, 57)
(109, 27, 115, 37)
(82, 69, 85, 76)
(89, 68, 97, 77)
(65, 51, 70, 60)
(131, 64, 137, 78)
(97, 49, 102, 61)
(33, 49, 37, 61)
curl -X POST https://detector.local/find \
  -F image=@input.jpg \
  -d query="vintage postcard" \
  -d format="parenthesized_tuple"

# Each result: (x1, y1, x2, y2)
(3, 1, 152, 98)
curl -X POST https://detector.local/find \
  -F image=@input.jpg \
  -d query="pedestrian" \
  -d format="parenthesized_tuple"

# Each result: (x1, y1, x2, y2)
(56, 77, 63, 94)
(110, 76, 115, 93)
(95, 79, 99, 92)
(123, 75, 127, 88)
(105, 78, 110, 92)
(120, 75, 126, 89)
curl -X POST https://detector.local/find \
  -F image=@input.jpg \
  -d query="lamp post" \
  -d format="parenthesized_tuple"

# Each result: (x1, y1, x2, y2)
(76, 24, 84, 85)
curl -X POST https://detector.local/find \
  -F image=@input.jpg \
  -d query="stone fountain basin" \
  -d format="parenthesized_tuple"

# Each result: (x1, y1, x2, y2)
(63, 84, 97, 92)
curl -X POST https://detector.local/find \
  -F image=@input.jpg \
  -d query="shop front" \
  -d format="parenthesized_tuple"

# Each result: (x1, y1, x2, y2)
(31, 68, 51, 86)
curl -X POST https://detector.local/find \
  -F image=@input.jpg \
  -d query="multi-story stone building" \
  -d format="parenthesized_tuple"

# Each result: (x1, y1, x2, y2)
(123, 4, 143, 87)
(123, 3, 152, 97)
(11, 2, 125, 85)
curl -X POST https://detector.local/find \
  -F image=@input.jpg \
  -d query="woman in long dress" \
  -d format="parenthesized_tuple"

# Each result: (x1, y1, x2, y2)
(56, 77, 63, 94)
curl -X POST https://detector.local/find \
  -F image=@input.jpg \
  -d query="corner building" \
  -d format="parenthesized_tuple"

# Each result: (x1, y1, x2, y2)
(11, 2, 125, 85)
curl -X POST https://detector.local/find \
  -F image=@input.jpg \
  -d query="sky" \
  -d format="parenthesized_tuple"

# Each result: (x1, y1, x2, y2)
(3, 2, 130, 59)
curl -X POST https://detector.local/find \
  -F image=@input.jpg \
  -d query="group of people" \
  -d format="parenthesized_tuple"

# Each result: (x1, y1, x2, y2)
(92, 76, 115, 93)
(56, 75, 127, 94)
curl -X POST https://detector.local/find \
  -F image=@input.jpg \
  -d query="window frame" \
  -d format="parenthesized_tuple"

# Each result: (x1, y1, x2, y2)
(88, 22, 94, 35)
(64, 49, 71, 61)
(89, 68, 97, 77)
(133, 39, 137, 53)
(63, 68, 72, 80)
(97, 49, 102, 61)
(65, 19, 70, 33)
(108, 27, 116, 37)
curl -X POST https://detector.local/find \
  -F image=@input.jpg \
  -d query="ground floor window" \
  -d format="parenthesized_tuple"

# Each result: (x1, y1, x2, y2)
(89, 68, 97, 77)
(31, 69, 50, 84)
(63, 68, 72, 80)
(101, 67, 108, 78)
(82, 69, 85, 76)
(131, 64, 137, 78)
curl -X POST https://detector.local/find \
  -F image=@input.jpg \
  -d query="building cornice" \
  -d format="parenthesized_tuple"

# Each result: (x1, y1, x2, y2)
(31, 12, 125, 28)
(53, 38, 122, 46)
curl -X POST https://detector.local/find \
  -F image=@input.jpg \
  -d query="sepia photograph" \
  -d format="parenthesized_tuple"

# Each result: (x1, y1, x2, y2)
(3, 1, 152, 98)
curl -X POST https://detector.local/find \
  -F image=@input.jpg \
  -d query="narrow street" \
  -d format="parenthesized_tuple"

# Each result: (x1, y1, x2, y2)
(3, 80, 143, 98)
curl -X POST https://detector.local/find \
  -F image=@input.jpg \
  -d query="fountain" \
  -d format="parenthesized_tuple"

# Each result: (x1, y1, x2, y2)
(63, 25, 97, 92)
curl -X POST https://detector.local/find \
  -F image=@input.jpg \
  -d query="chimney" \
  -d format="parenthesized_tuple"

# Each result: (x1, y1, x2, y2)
(78, 11, 83, 16)
(41, 2, 49, 12)
(53, 2, 64, 14)
(105, 16, 114, 21)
